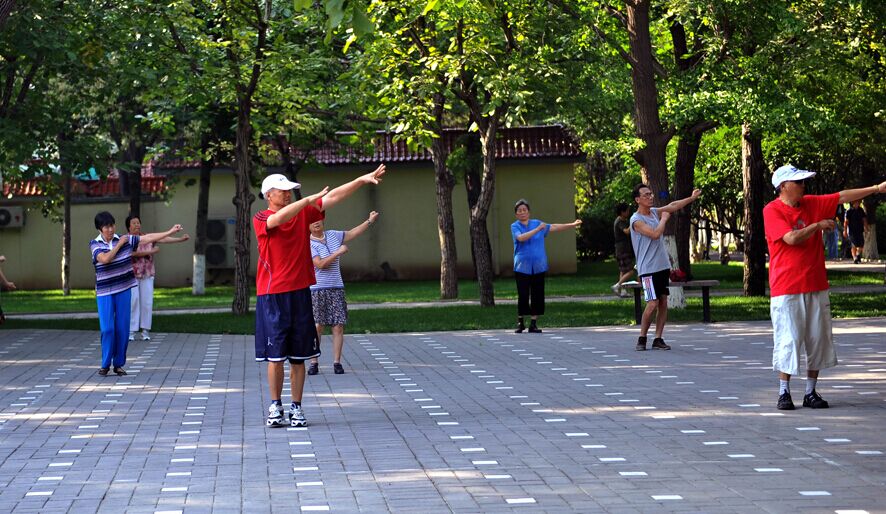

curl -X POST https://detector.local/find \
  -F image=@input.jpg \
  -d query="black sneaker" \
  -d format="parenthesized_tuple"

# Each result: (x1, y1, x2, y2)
(636, 336, 647, 351)
(854, 257, 861, 264)
(651, 338, 671, 350)
(333, 363, 345, 374)
(528, 326, 542, 333)
(802, 390, 829, 409)
(515, 323, 525, 333)
(307, 362, 319, 375)
(777, 392, 795, 410)
(266, 403, 286, 427)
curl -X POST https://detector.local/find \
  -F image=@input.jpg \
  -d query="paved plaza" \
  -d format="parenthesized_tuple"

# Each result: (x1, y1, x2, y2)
(1, 318, 884, 513)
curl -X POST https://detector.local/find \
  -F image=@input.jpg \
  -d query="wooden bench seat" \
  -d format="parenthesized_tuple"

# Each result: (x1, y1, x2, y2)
(621, 279, 721, 323)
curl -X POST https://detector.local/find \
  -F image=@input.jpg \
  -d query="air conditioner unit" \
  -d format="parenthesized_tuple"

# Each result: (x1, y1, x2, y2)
(0, 206, 24, 228)
(205, 217, 236, 269)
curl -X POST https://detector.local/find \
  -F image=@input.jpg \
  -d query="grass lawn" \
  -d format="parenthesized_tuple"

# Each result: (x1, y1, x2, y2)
(2, 261, 881, 314)
(4, 293, 884, 334)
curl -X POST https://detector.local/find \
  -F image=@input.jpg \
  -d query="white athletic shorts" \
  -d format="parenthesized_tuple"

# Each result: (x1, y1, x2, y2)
(770, 290, 837, 376)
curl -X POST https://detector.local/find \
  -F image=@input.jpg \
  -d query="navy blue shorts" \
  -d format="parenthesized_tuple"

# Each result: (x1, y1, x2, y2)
(255, 289, 321, 363)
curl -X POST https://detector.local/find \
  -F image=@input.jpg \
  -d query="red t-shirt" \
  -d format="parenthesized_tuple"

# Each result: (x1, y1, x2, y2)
(763, 193, 839, 297)
(253, 200, 324, 296)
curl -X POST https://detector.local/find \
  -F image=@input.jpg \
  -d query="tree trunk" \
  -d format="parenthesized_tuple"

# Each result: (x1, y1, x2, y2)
(472, 123, 498, 307)
(674, 133, 701, 278)
(625, 0, 671, 196)
(127, 166, 142, 217)
(231, 96, 255, 315)
(741, 123, 767, 296)
(862, 168, 879, 260)
(430, 132, 458, 299)
(193, 134, 213, 296)
(61, 164, 71, 295)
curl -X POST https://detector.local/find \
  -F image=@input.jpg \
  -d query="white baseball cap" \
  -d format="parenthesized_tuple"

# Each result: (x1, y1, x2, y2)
(772, 164, 816, 189)
(261, 174, 301, 195)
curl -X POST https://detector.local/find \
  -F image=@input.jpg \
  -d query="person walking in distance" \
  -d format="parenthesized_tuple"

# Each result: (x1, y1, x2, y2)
(764, 164, 885, 410)
(630, 185, 701, 351)
(843, 200, 868, 264)
(254, 165, 386, 428)
(611, 203, 635, 297)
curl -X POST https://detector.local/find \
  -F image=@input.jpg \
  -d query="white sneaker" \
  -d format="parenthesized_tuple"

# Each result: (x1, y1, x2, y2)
(141, 330, 151, 341)
(128, 332, 135, 341)
(611, 283, 621, 295)
(266, 403, 286, 428)
(289, 404, 307, 427)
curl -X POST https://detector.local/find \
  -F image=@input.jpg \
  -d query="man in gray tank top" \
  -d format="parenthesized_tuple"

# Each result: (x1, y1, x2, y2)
(629, 184, 701, 351)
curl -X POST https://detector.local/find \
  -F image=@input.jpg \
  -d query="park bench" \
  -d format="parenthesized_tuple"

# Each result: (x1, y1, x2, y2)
(621, 279, 721, 324)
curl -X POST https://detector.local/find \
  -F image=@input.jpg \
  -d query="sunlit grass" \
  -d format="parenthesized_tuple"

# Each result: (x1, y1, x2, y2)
(4, 293, 883, 334)
(3, 260, 880, 314)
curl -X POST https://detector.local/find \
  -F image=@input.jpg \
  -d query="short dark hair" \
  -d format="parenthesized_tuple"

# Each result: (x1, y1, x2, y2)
(124, 214, 140, 232)
(615, 202, 629, 216)
(632, 184, 650, 201)
(514, 199, 530, 212)
(94, 211, 115, 230)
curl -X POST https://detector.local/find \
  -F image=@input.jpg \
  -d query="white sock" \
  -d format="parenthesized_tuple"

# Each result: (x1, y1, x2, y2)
(806, 378, 817, 395)
(779, 380, 790, 395)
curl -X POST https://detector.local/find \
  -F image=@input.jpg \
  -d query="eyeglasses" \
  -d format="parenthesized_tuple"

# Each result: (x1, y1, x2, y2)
(638, 192, 654, 198)
(791, 179, 806, 186)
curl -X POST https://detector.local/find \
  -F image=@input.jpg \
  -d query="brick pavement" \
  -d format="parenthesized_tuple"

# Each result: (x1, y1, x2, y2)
(0, 318, 884, 513)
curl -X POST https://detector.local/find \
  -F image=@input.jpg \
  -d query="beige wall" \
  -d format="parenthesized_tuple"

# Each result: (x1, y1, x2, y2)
(0, 160, 576, 289)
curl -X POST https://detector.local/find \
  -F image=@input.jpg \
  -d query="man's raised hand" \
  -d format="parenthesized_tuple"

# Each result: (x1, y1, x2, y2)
(308, 187, 330, 208)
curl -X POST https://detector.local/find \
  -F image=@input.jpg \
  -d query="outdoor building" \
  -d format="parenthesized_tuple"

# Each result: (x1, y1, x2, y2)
(0, 126, 582, 290)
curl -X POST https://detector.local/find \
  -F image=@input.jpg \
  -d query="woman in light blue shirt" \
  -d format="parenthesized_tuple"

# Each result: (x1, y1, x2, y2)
(511, 199, 582, 333)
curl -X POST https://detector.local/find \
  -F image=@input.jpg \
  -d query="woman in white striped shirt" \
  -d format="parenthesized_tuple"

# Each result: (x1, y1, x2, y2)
(307, 211, 379, 375)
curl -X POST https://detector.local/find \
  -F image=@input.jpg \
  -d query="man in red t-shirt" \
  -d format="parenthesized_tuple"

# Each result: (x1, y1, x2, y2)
(254, 165, 386, 427)
(763, 164, 885, 411)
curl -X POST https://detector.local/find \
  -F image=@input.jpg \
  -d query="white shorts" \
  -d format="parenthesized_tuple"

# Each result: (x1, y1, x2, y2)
(770, 290, 837, 376)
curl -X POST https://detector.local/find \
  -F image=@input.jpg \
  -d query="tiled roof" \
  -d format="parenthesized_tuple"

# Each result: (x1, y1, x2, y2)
(2, 176, 167, 199)
(158, 125, 582, 170)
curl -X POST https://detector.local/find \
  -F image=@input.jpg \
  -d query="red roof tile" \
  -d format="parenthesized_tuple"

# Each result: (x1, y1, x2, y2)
(2, 176, 167, 199)
(158, 125, 582, 170)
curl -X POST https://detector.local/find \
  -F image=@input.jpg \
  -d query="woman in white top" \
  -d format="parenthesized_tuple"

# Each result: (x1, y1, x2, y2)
(307, 211, 379, 375)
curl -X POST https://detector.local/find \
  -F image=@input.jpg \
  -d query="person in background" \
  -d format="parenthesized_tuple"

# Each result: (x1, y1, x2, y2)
(511, 199, 582, 334)
(843, 200, 868, 264)
(126, 215, 190, 341)
(306, 211, 380, 376)
(0, 255, 16, 324)
(90, 211, 184, 377)
(611, 203, 635, 297)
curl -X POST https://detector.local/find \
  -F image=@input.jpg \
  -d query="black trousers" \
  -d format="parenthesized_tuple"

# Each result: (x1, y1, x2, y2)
(515, 272, 545, 316)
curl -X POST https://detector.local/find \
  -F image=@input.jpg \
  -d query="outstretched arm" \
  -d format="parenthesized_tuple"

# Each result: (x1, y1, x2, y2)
(321, 164, 386, 211)
(267, 188, 328, 229)
(157, 234, 191, 244)
(659, 188, 701, 214)
(140, 225, 184, 246)
(0, 264, 15, 290)
(344, 211, 379, 242)
(549, 219, 582, 233)
(838, 181, 885, 204)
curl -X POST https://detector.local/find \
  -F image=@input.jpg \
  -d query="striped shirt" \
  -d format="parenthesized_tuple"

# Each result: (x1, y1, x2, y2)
(90, 233, 140, 297)
(309, 230, 345, 290)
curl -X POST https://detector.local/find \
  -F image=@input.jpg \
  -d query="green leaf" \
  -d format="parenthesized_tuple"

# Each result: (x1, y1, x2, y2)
(293, 0, 312, 10)
(352, 6, 374, 37)
(422, 0, 441, 16)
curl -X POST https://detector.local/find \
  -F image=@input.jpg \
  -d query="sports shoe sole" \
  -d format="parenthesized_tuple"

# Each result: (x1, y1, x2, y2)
(266, 418, 287, 427)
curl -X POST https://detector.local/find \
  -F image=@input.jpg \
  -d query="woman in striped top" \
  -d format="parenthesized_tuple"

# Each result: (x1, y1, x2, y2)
(306, 211, 379, 375)
(90, 211, 184, 376)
